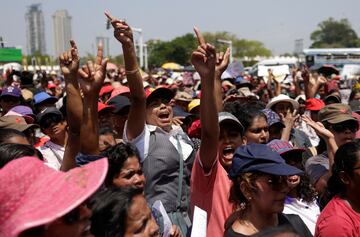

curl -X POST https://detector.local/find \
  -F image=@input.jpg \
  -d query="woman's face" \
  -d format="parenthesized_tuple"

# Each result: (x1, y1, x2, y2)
(125, 195, 160, 237)
(44, 203, 93, 237)
(218, 121, 243, 170)
(273, 102, 293, 117)
(250, 174, 290, 214)
(244, 116, 269, 144)
(349, 159, 360, 195)
(113, 156, 145, 191)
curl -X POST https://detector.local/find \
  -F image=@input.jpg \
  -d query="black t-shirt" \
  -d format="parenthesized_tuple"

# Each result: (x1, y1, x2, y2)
(224, 213, 312, 237)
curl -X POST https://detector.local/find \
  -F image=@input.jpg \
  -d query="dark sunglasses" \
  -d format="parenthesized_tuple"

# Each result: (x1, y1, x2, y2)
(331, 122, 359, 133)
(40, 115, 62, 129)
(263, 175, 288, 190)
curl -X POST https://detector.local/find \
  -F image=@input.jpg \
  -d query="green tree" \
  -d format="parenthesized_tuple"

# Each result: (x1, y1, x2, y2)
(233, 39, 271, 58)
(147, 32, 271, 67)
(25, 50, 51, 65)
(147, 34, 197, 67)
(79, 52, 95, 65)
(203, 32, 271, 58)
(111, 54, 124, 65)
(310, 18, 360, 48)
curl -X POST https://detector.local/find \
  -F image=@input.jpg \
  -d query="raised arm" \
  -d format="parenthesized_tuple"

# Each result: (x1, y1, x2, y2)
(280, 109, 299, 142)
(266, 69, 276, 98)
(302, 115, 337, 169)
(302, 114, 337, 194)
(214, 48, 230, 112)
(292, 67, 302, 97)
(192, 27, 218, 172)
(78, 44, 108, 155)
(59, 40, 82, 171)
(303, 67, 327, 99)
(105, 11, 146, 141)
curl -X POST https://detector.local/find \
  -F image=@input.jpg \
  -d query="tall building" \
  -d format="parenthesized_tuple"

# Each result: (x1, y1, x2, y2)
(53, 10, 72, 57)
(25, 4, 46, 55)
(96, 37, 110, 57)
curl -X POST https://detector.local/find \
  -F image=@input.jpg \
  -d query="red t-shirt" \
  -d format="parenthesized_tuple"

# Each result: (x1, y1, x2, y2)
(315, 196, 360, 237)
(190, 152, 233, 237)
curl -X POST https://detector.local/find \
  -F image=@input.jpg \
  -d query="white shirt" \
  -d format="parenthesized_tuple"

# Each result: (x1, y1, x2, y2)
(283, 197, 320, 235)
(39, 140, 65, 170)
(295, 111, 320, 147)
(123, 122, 193, 163)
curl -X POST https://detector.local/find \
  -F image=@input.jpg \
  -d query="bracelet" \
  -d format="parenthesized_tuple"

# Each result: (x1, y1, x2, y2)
(126, 68, 140, 75)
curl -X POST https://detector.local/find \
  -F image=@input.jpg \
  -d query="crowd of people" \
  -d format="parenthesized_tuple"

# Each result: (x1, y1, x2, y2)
(0, 11, 360, 237)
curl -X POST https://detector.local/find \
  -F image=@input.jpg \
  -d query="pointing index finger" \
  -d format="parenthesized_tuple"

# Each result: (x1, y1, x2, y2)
(194, 26, 206, 45)
(104, 11, 114, 21)
(70, 39, 77, 49)
(95, 43, 104, 66)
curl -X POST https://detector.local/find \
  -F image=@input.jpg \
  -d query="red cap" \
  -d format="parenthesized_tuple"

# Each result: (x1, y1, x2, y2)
(99, 85, 114, 97)
(47, 83, 56, 89)
(188, 119, 201, 139)
(305, 98, 325, 111)
(98, 102, 115, 113)
(108, 86, 130, 100)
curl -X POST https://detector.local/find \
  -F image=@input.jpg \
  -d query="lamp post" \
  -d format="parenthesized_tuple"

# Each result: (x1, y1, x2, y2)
(143, 43, 148, 71)
(217, 39, 233, 62)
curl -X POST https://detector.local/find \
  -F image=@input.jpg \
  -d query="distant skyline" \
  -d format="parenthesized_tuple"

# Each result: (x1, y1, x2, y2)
(25, 3, 46, 55)
(2, 0, 360, 57)
(53, 9, 72, 57)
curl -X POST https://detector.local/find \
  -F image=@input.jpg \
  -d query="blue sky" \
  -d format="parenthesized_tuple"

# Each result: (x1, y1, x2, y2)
(1, 0, 360, 57)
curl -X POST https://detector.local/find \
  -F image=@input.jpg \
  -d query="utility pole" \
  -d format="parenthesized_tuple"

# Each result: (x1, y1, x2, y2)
(0, 37, 5, 48)
(143, 43, 148, 71)
(217, 39, 233, 62)
(294, 39, 304, 55)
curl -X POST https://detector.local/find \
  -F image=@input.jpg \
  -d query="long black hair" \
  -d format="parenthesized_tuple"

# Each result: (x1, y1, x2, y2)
(223, 101, 267, 132)
(320, 139, 360, 209)
(0, 128, 28, 144)
(90, 187, 143, 237)
(0, 143, 43, 168)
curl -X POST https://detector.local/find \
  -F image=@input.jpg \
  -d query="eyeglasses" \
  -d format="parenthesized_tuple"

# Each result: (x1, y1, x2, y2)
(353, 166, 360, 171)
(40, 115, 62, 129)
(331, 122, 359, 133)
